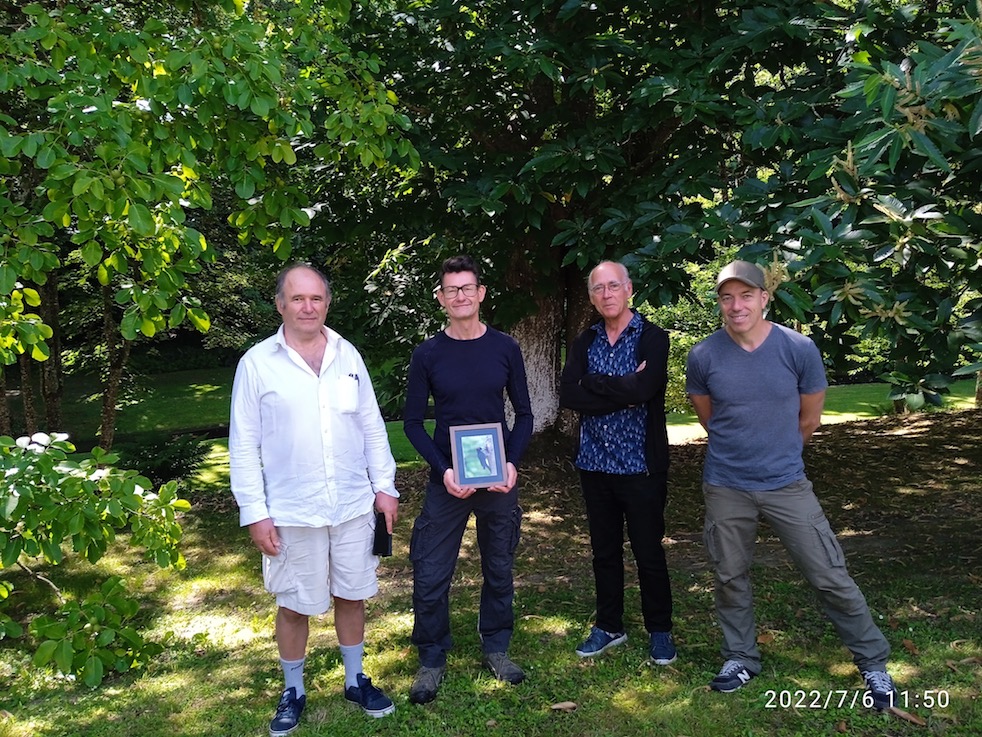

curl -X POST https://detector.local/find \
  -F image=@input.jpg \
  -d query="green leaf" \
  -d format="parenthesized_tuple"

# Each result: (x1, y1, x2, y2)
(0, 264, 15, 294)
(908, 130, 950, 172)
(54, 639, 74, 674)
(72, 176, 93, 196)
(33, 640, 58, 667)
(128, 204, 155, 236)
(35, 146, 57, 169)
(82, 655, 104, 687)
(80, 242, 102, 267)
(186, 307, 210, 332)
(969, 98, 982, 139)
(2, 537, 22, 567)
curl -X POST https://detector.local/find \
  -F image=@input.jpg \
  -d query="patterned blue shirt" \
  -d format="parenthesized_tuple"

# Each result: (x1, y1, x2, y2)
(575, 312, 649, 474)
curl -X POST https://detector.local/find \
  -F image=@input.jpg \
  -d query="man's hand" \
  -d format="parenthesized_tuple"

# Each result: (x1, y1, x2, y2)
(248, 518, 280, 556)
(443, 467, 477, 499)
(374, 491, 399, 534)
(487, 462, 518, 493)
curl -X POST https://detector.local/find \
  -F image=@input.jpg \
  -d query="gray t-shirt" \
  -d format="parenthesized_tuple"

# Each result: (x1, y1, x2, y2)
(686, 323, 828, 491)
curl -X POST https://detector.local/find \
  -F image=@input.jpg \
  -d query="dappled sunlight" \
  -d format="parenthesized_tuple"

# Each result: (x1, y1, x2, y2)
(164, 567, 264, 610)
(153, 611, 269, 650)
(187, 382, 225, 397)
(894, 486, 931, 496)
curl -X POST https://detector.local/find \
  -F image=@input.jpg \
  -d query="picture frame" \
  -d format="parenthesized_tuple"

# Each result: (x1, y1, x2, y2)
(449, 422, 507, 488)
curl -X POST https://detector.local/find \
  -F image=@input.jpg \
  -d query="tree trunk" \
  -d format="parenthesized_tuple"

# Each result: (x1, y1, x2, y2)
(508, 292, 563, 433)
(556, 263, 596, 437)
(0, 368, 10, 437)
(501, 247, 564, 433)
(98, 284, 131, 451)
(39, 273, 63, 430)
(18, 353, 38, 436)
(975, 370, 982, 406)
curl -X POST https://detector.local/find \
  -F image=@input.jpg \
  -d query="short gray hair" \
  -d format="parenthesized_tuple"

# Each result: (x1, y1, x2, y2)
(587, 260, 631, 287)
(275, 263, 332, 302)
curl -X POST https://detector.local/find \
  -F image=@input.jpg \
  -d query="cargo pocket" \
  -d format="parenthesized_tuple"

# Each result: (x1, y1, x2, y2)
(262, 544, 298, 596)
(703, 518, 720, 567)
(811, 513, 846, 568)
(508, 504, 523, 556)
(409, 517, 431, 564)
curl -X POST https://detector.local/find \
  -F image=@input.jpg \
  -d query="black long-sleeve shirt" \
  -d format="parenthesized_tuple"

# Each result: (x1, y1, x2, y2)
(403, 327, 534, 484)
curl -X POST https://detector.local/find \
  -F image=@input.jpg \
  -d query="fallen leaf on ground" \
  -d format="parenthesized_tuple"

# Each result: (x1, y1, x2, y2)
(902, 638, 920, 655)
(551, 701, 577, 712)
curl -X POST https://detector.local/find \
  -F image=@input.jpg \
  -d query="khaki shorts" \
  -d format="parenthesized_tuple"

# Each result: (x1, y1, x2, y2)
(262, 512, 379, 616)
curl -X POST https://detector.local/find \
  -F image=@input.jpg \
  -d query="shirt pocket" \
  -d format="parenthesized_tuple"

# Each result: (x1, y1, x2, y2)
(335, 373, 360, 414)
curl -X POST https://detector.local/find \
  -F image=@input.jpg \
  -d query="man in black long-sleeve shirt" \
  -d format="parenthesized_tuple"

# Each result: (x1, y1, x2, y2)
(403, 255, 534, 705)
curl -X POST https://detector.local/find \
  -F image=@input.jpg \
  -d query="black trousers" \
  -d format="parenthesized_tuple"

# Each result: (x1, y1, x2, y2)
(409, 481, 522, 667)
(579, 470, 673, 634)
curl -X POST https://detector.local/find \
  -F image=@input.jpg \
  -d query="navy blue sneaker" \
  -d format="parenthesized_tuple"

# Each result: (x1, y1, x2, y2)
(269, 687, 305, 737)
(575, 626, 627, 658)
(345, 673, 395, 718)
(649, 631, 677, 665)
(710, 660, 755, 693)
(862, 670, 896, 710)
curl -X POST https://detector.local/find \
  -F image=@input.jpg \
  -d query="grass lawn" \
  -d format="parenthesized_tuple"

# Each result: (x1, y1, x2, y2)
(2, 408, 981, 737)
(3, 371, 981, 737)
(40, 367, 979, 455)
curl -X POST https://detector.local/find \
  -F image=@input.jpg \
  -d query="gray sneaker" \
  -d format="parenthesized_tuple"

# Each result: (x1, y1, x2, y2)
(409, 665, 446, 704)
(482, 652, 526, 684)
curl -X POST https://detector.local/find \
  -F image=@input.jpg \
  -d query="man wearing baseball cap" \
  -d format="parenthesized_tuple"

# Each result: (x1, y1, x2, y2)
(685, 260, 896, 708)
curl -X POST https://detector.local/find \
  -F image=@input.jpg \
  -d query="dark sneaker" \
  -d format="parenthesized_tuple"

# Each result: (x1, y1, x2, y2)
(409, 665, 446, 705)
(269, 687, 306, 737)
(649, 631, 677, 665)
(345, 673, 395, 718)
(482, 652, 526, 684)
(710, 660, 755, 693)
(862, 670, 896, 710)
(575, 626, 627, 658)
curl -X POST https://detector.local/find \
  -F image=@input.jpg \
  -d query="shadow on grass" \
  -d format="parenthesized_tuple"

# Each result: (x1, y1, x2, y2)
(2, 413, 981, 737)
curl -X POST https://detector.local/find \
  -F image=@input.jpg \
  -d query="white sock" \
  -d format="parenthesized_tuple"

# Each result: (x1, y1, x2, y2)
(339, 642, 365, 689)
(280, 657, 305, 698)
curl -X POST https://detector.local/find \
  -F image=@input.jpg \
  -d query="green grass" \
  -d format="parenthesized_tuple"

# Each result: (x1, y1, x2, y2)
(2, 393, 982, 737)
(40, 367, 980, 453)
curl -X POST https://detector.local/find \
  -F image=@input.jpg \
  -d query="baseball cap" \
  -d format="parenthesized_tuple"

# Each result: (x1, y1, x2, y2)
(716, 260, 766, 292)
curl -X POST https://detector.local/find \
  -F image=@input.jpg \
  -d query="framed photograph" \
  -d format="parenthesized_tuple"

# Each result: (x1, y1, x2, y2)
(449, 423, 507, 488)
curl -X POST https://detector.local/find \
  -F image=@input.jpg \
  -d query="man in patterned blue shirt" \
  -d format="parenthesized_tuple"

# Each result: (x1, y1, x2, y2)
(559, 261, 676, 665)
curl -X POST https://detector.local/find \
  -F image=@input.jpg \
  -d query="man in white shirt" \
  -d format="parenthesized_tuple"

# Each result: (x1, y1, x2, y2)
(230, 264, 399, 737)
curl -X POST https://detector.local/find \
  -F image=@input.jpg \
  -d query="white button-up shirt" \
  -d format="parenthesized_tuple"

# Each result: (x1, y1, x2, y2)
(229, 325, 397, 528)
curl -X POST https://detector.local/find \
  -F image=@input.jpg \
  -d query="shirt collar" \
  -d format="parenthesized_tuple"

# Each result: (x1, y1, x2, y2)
(590, 310, 643, 336)
(273, 324, 338, 350)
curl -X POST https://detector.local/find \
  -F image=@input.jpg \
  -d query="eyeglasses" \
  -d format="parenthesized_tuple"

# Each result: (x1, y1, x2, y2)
(588, 280, 626, 295)
(439, 283, 480, 298)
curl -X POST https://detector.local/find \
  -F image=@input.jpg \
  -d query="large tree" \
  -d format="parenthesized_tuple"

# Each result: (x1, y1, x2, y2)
(305, 0, 982, 427)
(0, 0, 416, 444)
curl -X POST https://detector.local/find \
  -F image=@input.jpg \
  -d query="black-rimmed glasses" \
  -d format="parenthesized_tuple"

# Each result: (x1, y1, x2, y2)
(439, 283, 480, 298)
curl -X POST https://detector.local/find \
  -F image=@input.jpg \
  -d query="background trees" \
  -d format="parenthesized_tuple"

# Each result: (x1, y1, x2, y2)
(0, 0, 415, 443)
(301, 0, 982, 421)
(0, 0, 416, 682)
(4, 0, 982, 685)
